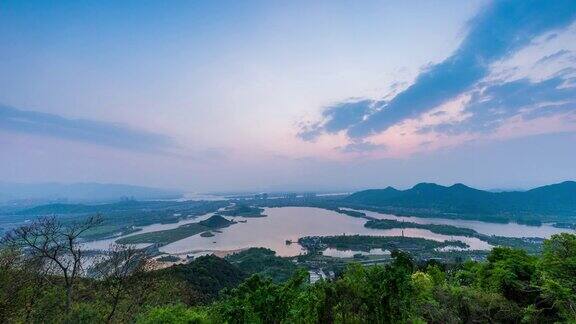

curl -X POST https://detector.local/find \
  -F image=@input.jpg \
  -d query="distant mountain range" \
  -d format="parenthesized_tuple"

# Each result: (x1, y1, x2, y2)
(345, 181, 576, 222)
(0, 182, 182, 204)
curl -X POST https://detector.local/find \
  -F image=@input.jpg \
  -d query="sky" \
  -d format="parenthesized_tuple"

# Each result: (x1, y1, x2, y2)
(1, 0, 576, 192)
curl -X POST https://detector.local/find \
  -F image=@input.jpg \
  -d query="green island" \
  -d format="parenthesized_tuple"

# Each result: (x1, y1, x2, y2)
(116, 223, 208, 245)
(116, 215, 234, 245)
(218, 204, 266, 217)
(299, 235, 469, 257)
(365, 219, 478, 236)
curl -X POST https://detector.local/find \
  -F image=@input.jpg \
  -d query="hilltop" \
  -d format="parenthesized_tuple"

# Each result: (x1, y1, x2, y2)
(345, 181, 576, 222)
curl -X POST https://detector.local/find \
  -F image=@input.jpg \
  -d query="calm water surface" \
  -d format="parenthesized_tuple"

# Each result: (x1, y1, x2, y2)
(160, 207, 491, 256)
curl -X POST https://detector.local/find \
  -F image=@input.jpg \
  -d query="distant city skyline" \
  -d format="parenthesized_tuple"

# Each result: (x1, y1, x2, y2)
(1, 0, 576, 192)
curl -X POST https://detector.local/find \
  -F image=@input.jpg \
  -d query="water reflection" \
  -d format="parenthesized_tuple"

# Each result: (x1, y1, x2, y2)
(160, 207, 490, 257)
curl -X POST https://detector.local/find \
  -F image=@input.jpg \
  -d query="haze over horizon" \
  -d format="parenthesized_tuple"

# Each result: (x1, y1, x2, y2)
(2, 0, 576, 192)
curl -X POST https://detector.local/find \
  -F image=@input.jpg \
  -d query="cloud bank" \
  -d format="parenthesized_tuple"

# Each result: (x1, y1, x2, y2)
(299, 0, 576, 149)
(0, 105, 174, 152)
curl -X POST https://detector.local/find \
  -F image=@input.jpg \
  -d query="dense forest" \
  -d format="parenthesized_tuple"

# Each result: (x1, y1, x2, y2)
(0, 215, 575, 323)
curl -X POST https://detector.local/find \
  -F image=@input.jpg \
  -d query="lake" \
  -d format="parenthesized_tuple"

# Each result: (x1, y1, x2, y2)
(85, 206, 572, 257)
(159, 207, 491, 256)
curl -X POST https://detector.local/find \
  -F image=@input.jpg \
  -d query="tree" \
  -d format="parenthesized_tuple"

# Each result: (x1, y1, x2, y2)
(2, 214, 102, 313)
(0, 243, 57, 322)
(540, 233, 576, 320)
(480, 246, 538, 305)
(93, 243, 149, 323)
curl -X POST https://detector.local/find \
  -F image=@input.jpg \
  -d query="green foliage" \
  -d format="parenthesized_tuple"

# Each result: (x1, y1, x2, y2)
(479, 247, 539, 305)
(540, 233, 576, 319)
(26, 286, 68, 323)
(64, 302, 108, 324)
(2, 234, 576, 323)
(136, 304, 210, 324)
(425, 264, 446, 286)
(225, 247, 299, 283)
(422, 285, 522, 323)
(157, 255, 246, 302)
(211, 269, 309, 324)
(208, 239, 576, 323)
(212, 254, 416, 323)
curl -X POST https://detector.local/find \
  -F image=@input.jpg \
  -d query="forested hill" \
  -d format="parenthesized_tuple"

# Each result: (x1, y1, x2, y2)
(345, 181, 576, 219)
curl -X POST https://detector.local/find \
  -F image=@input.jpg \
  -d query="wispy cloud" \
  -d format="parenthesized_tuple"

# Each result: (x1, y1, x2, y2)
(338, 141, 386, 154)
(0, 105, 174, 152)
(419, 76, 576, 135)
(535, 49, 571, 65)
(297, 99, 384, 141)
(299, 0, 576, 142)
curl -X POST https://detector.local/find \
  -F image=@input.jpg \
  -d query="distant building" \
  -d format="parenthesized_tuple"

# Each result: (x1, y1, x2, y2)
(303, 192, 316, 200)
(253, 193, 268, 200)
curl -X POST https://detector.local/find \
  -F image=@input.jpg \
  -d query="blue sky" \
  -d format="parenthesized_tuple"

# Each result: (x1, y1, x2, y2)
(1, 0, 575, 192)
